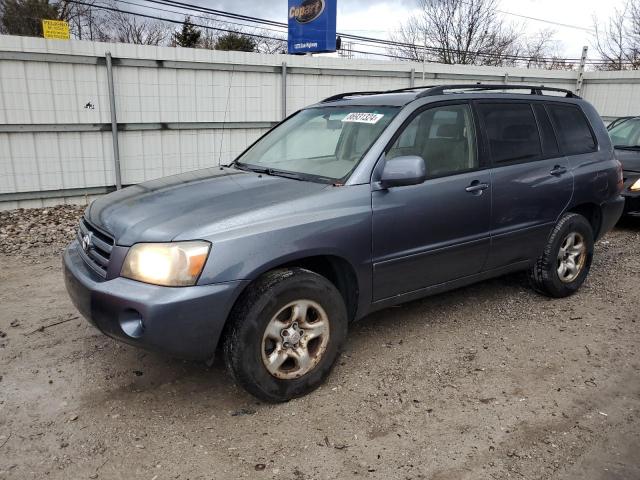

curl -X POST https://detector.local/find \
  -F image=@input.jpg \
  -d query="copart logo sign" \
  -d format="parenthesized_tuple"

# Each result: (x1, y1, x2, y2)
(287, 0, 336, 53)
(289, 0, 325, 24)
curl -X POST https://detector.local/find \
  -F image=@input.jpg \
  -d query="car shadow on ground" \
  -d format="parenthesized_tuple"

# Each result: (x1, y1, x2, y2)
(78, 217, 634, 410)
(78, 268, 533, 411)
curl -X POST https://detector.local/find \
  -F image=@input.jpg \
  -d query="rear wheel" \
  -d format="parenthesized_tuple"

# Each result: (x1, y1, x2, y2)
(529, 212, 594, 298)
(223, 268, 348, 402)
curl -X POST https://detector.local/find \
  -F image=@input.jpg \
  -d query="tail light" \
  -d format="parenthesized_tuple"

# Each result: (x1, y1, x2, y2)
(615, 159, 624, 193)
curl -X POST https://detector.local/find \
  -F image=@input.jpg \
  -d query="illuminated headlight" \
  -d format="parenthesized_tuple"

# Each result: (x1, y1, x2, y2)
(121, 241, 211, 287)
(631, 178, 640, 192)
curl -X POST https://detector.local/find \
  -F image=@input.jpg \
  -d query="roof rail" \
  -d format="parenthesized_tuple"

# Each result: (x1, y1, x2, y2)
(320, 84, 579, 104)
(416, 84, 579, 99)
(322, 86, 432, 102)
(321, 91, 388, 103)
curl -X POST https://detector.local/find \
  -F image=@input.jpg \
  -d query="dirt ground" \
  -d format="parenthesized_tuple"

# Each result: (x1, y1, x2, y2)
(0, 214, 639, 480)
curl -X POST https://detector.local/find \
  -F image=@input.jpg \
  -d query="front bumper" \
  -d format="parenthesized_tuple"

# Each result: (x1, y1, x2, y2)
(63, 240, 247, 360)
(622, 172, 640, 213)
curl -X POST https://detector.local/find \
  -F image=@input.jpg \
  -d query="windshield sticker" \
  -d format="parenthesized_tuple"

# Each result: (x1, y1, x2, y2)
(342, 112, 385, 124)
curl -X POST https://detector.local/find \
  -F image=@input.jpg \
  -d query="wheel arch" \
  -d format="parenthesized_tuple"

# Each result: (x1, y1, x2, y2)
(234, 252, 362, 323)
(567, 202, 603, 239)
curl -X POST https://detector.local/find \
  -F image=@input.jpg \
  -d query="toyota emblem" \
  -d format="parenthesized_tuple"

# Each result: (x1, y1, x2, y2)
(81, 232, 92, 253)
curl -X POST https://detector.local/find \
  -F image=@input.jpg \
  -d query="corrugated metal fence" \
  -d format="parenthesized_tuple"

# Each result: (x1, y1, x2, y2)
(1, 35, 640, 209)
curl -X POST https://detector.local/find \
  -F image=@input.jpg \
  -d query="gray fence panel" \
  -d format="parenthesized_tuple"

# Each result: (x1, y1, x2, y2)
(0, 34, 638, 209)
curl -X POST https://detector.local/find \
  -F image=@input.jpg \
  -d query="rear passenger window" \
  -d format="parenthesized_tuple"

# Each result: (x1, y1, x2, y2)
(476, 103, 542, 164)
(546, 104, 597, 155)
(533, 103, 560, 157)
(387, 104, 477, 177)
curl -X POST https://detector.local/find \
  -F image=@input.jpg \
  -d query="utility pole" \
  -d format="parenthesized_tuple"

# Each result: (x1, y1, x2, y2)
(576, 46, 588, 96)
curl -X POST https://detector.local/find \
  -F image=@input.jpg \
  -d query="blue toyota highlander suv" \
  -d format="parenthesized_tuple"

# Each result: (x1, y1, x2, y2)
(64, 84, 624, 401)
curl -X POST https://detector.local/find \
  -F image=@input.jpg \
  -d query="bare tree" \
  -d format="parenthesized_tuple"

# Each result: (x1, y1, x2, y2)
(520, 29, 575, 70)
(56, 0, 111, 41)
(592, 1, 640, 70)
(389, 0, 522, 66)
(254, 30, 286, 54)
(102, 0, 169, 45)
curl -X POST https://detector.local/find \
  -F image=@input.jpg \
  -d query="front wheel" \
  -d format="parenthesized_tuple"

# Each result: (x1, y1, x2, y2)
(223, 268, 348, 402)
(529, 212, 594, 298)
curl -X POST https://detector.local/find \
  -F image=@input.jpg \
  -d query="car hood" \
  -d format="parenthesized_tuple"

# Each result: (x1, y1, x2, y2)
(86, 167, 329, 245)
(615, 148, 640, 173)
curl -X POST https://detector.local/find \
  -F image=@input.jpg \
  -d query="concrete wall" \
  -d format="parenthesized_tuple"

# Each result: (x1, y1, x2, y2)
(1, 35, 639, 209)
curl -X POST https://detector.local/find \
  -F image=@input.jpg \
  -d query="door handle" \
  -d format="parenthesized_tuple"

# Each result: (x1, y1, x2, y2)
(550, 165, 567, 176)
(465, 181, 490, 194)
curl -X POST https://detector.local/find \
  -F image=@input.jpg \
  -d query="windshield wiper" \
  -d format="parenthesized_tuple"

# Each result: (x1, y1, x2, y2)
(233, 162, 304, 180)
(614, 145, 640, 150)
(265, 168, 303, 181)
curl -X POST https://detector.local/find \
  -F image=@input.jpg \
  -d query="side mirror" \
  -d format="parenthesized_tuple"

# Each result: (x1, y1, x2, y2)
(378, 155, 427, 189)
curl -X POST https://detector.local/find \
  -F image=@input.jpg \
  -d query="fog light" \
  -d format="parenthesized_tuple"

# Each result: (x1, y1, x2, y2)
(119, 309, 144, 338)
(631, 178, 640, 192)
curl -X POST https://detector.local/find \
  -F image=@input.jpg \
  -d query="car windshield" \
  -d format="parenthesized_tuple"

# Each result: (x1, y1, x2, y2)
(235, 106, 400, 181)
(609, 118, 640, 147)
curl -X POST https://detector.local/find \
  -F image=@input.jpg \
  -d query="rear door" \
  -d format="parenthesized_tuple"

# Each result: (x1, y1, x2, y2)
(475, 101, 573, 269)
(371, 101, 491, 301)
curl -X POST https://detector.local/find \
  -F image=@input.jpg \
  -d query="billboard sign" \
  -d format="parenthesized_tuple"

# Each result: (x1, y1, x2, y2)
(288, 0, 337, 54)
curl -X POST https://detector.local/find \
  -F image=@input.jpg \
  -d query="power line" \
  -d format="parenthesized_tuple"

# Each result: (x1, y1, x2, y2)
(64, 0, 284, 42)
(65, 0, 634, 67)
(115, 0, 287, 36)
(495, 9, 595, 33)
(128, 0, 633, 65)
(132, 0, 591, 63)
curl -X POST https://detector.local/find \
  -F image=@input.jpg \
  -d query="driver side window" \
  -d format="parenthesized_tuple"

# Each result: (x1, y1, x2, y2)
(387, 104, 478, 177)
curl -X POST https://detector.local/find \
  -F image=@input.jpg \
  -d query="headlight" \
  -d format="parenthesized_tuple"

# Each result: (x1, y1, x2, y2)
(631, 178, 640, 191)
(121, 241, 211, 287)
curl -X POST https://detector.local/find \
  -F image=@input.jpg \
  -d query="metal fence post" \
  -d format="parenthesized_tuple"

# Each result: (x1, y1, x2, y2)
(105, 52, 122, 190)
(410, 68, 415, 88)
(281, 62, 288, 120)
(576, 46, 588, 96)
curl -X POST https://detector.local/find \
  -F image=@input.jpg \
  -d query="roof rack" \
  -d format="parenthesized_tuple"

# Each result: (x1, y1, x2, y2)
(416, 84, 579, 98)
(320, 83, 579, 104)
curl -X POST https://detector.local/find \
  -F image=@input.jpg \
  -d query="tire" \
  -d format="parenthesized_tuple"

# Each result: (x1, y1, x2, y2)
(529, 212, 594, 298)
(223, 268, 348, 402)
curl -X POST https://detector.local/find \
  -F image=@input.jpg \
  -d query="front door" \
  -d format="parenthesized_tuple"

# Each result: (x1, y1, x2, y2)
(371, 102, 491, 301)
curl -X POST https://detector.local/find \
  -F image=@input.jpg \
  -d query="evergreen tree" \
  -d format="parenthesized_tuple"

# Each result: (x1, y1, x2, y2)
(214, 32, 256, 52)
(1, 0, 60, 37)
(173, 16, 201, 48)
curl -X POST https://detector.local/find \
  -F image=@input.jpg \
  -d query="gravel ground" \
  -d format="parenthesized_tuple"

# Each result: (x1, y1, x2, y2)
(0, 208, 639, 480)
(0, 205, 86, 257)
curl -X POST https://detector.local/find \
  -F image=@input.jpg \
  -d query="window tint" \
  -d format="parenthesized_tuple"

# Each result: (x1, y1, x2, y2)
(546, 104, 597, 155)
(477, 103, 542, 164)
(533, 103, 560, 157)
(387, 104, 477, 177)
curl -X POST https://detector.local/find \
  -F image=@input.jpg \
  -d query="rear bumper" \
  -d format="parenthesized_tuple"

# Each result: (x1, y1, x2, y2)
(599, 195, 625, 237)
(63, 240, 247, 360)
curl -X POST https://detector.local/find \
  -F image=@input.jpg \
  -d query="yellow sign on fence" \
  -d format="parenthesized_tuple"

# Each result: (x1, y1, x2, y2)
(42, 20, 70, 40)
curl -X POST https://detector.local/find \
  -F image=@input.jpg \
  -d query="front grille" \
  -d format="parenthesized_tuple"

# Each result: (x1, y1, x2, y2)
(77, 218, 114, 277)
